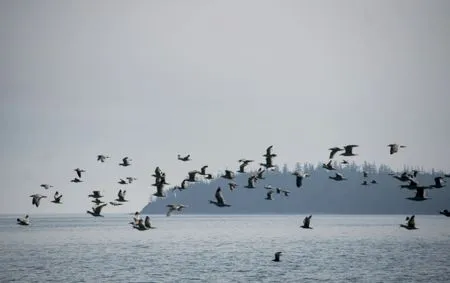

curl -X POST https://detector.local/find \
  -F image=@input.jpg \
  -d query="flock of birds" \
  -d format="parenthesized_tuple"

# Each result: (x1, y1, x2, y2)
(16, 143, 450, 261)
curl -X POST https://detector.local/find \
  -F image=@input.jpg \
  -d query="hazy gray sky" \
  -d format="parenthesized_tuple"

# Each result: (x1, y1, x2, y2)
(1, 1, 449, 214)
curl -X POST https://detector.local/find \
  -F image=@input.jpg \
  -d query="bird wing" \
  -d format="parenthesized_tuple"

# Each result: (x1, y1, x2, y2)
(94, 203, 107, 214)
(266, 145, 273, 155)
(296, 176, 303, 188)
(329, 148, 341, 159)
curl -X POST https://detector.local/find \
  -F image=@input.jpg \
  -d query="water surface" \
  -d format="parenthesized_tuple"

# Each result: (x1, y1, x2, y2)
(1, 214, 449, 282)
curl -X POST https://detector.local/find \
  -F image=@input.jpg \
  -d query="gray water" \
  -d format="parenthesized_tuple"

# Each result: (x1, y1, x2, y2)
(1, 214, 449, 283)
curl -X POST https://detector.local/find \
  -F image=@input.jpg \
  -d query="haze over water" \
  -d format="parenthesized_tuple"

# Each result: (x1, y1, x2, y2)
(2, 214, 449, 282)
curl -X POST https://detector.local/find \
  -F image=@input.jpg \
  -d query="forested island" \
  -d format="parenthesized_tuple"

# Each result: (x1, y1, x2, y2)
(142, 162, 449, 215)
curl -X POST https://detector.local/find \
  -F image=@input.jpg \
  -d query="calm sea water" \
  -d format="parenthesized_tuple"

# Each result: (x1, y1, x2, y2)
(1, 214, 449, 283)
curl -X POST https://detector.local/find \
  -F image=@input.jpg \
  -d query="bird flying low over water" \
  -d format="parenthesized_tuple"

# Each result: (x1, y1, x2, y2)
(400, 215, 418, 230)
(17, 215, 30, 225)
(388, 143, 406, 155)
(178, 154, 191, 162)
(273, 252, 282, 262)
(30, 194, 47, 207)
(17, 215, 30, 226)
(87, 203, 107, 217)
(301, 215, 312, 229)
(440, 209, 450, 217)
(166, 204, 187, 216)
(132, 216, 155, 231)
(209, 187, 231, 207)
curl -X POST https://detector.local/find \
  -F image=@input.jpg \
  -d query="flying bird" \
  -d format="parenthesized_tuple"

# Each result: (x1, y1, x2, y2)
(430, 177, 445, 189)
(199, 165, 209, 176)
(172, 179, 189, 192)
(245, 176, 257, 189)
(87, 203, 107, 217)
(264, 145, 277, 158)
(221, 170, 235, 180)
(187, 171, 200, 182)
(292, 171, 309, 188)
(30, 194, 47, 207)
(115, 189, 128, 202)
(178, 154, 191, 162)
(322, 160, 336, 171)
(388, 143, 406, 155)
(405, 187, 430, 201)
(265, 190, 274, 200)
(273, 252, 282, 262)
(51, 191, 63, 204)
(238, 159, 253, 173)
(17, 215, 30, 226)
(255, 168, 265, 180)
(166, 204, 187, 216)
(276, 188, 290, 197)
(40, 184, 53, 190)
(74, 168, 85, 178)
(88, 191, 104, 199)
(119, 157, 132, 167)
(209, 187, 231, 207)
(97, 154, 110, 162)
(329, 173, 347, 181)
(328, 147, 343, 159)
(340, 145, 358, 157)
(228, 182, 237, 191)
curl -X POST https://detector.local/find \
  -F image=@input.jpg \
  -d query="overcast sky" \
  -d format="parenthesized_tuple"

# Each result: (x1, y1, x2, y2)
(1, 1, 449, 214)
